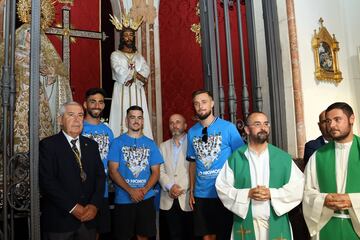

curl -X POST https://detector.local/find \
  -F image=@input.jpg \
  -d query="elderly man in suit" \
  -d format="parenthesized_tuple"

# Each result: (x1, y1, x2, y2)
(303, 110, 332, 165)
(39, 101, 105, 240)
(159, 113, 193, 240)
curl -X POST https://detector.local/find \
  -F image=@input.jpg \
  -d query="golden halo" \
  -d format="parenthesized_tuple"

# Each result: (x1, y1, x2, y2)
(17, 0, 55, 30)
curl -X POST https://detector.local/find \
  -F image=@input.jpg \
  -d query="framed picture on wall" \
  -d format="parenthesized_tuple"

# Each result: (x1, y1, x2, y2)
(311, 18, 342, 83)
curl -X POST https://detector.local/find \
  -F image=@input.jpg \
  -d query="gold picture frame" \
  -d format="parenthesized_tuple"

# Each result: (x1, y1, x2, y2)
(311, 18, 342, 83)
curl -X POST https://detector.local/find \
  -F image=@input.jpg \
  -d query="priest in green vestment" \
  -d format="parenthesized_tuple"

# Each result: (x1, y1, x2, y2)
(216, 112, 304, 240)
(303, 102, 360, 240)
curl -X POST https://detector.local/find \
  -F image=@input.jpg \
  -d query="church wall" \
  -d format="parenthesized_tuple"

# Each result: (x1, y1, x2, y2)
(253, 0, 360, 156)
(293, 0, 360, 141)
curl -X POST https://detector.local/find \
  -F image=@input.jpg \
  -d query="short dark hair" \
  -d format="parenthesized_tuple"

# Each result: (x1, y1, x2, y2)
(192, 89, 213, 101)
(326, 102, 354, 118)
(245, 111, 267, 126)
(85, 88, 107, 100)
(126, 105, 144, 115)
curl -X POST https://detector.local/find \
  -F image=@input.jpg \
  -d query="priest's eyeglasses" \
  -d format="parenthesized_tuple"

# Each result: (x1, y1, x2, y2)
(202, 127, 208, 143)
(247, 121, 271, 128)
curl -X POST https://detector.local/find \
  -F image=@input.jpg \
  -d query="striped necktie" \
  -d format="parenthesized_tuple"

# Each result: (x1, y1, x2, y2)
(70, 138, 87, 182)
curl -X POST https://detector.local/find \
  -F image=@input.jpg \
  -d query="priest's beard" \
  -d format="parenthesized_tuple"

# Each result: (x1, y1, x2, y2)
(330, 124, 352, 142)
(197, 110, 212, 121)
(252, 131, 269, 144)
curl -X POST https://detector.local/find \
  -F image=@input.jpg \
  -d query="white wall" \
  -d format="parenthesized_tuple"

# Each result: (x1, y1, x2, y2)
(293, 0, 360, 141)
(252, 0, 360, 156)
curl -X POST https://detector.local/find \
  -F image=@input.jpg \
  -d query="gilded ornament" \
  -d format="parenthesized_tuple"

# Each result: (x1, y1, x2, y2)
(17, 0, 55, 30)
(109, 13, 143, 31)
(312, 18, 342, 83)
(191, 23, 201, 45)
(190, 1, 201, 46)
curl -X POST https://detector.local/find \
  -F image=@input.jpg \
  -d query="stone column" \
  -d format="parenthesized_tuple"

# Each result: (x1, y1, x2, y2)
(286, 0, 306, 158)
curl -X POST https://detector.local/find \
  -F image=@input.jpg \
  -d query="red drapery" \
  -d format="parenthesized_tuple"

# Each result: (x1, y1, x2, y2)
(159, 1, 252, 140)
(159, 1, 203, 139)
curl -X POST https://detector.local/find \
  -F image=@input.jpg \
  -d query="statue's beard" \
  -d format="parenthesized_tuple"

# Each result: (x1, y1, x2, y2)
(125, 40, 135, 49)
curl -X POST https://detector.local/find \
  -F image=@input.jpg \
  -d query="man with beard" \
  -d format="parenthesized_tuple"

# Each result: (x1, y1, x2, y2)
(216, 111, 304, 240)
(108, 105, 163, 240)
(82, 88, 114, 238)
(303, 102, 360, 240)
(159, 114, 193, 240)
(186, 90, 245, 240)
(108, 26, 152, 139)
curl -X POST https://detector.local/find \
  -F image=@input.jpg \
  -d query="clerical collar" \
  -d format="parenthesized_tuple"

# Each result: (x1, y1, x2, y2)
(335, 141, 352, 150)
(248, 144, 268, 156)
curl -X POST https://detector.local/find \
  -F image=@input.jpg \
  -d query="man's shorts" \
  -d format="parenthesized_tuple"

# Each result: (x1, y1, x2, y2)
(97, 197, 111, 233)
(112, 197, 156, 240)
(193, 197, 233, 240)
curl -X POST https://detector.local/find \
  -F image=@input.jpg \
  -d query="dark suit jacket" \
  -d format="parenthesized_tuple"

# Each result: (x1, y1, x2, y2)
(303, 135, 326, 166)
(39, 131, 105, 233)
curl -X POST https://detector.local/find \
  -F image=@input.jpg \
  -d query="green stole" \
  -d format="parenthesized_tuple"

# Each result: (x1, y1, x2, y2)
(316, 135, 360, 240)
(228, 144, 292, 240)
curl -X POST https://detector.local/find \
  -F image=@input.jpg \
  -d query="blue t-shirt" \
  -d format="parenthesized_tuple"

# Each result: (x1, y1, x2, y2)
(187, 117, 244, 198)
(82, 121, 114, 198)
(108, 134, 164, 204)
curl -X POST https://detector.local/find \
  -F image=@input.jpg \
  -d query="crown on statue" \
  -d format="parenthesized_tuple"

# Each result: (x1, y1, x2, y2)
(17, 0, 55, 30)
(109, 14, 143, 31)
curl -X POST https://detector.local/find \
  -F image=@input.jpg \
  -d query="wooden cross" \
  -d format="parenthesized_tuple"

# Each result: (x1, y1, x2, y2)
(45, 5, 108, 78)
(237, 224, 251, 240)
